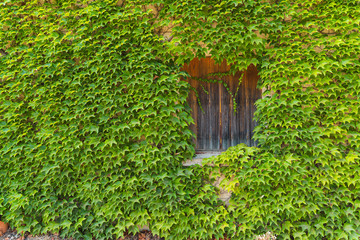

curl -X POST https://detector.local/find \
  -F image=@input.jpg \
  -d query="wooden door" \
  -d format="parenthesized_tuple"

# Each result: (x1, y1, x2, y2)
(183, 57, 261, 152)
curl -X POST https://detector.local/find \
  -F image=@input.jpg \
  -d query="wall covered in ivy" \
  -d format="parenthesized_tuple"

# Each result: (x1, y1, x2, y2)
(0, 0, 359, 239)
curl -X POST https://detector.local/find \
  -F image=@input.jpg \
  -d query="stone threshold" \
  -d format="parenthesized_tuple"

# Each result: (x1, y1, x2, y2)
(182, 151, 223, 166)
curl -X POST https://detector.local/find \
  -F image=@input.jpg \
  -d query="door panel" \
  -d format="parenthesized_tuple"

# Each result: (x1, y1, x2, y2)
(183, 57, 261, 151)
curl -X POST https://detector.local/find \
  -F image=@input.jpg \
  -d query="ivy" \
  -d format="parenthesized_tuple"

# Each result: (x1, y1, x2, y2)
(187, 70, 244, 112)
(0, 0, 359, 239)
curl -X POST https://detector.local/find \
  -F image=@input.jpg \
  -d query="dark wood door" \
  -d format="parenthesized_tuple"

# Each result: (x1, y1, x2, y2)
(183, 57, 262, 152)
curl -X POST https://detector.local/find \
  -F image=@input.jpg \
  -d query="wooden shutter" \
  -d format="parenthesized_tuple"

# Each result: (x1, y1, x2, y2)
(183, 57, 261, 152)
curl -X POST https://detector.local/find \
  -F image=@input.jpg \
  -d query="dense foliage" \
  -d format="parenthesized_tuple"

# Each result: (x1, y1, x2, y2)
(0, 0, 359, 239)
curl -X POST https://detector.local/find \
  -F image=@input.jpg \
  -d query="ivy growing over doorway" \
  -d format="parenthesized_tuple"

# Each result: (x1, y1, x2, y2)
(0, 0, 359, 239)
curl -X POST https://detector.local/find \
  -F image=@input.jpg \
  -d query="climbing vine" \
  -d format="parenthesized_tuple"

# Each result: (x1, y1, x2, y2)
(187, 70, 244, 112)
(0, 0, 359, 239)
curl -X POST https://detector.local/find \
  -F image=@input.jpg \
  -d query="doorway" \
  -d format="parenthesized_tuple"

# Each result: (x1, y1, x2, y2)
(183, 57, 262, 152)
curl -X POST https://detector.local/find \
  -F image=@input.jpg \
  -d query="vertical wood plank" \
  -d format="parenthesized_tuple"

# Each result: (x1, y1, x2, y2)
(210, 59, 220, 150)
(209, 81, 220, 149)
(249, 64, 255, 147)
(220, 60, 230, 150)
(244, 67, 251, 146)
(233, 69, 243, 146)
(229, 71, 238, 147)
(240, 70, 247, 145)
(254, 73, 262, 147)
(247, 64, 261, 146)
(197, 59, 207, 150)
(197, 81, 208, 150)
